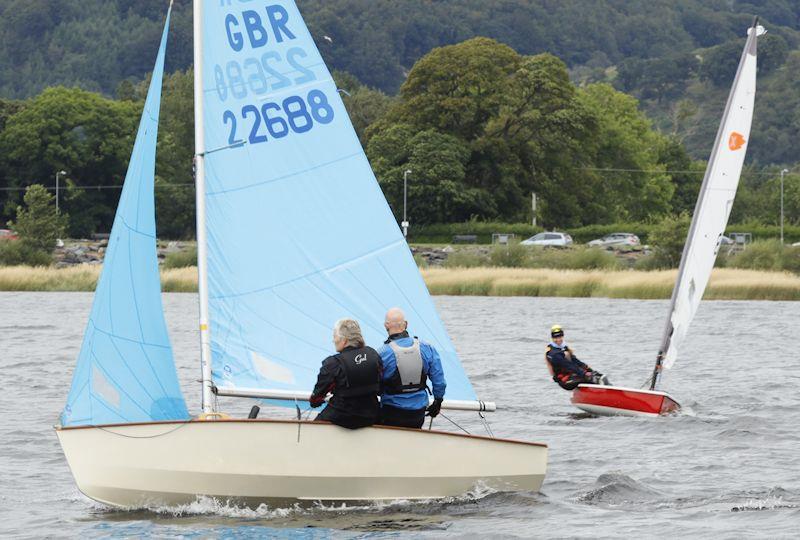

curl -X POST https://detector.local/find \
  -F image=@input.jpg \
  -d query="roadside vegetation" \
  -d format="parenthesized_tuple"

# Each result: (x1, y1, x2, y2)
(410, 220, 800, 246)
(0, 185, 66, 266)
(444, 244, 622, 271)
(162, 246, 197, 269)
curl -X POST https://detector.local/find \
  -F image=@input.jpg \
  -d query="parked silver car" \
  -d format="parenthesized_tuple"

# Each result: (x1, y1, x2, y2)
(520, 232, 573, 246)
(587, 232, 640, 248)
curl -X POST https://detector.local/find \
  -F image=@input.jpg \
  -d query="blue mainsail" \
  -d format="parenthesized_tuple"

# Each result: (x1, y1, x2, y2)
(61, 7, 188, 427)
(202, 1, 476, 401)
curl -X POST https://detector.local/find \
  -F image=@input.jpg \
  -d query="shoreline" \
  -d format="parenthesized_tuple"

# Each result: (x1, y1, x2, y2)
(0, 265, 799, 301)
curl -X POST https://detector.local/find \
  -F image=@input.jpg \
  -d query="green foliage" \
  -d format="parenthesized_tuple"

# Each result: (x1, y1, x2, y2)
(162, 246, 197, 269)
(648, 213, 691, 268)
(412, 253, 428, 268)
(617, 53, 699, 103)
(699, 39, 744, 87)
(412, 221, 543, 244)
(368, 39, 675, 227)
(634, 253, 665, 271)
(759, 34, 790, 75)
(577, 83, 674, 222)
(2, 2, 800, 239)
(0, 240, 53, 266)
(409, 220, 800, 246)
(443, 250, 488, 269)
(440, 244, 622, 270)
(0, 87, 139, 234)
(723, 240, 800, 273)
(333, 70, 394, 146)
(783, 246, 800, 274)
(8, 184, 67, 252)
(561, 248, 622, 270)
(153, 69, 196, 239)
(0, 0, 193, 98)
(488, 244, 529, 268)
(5, 0, 798, 102)
(657, 136, 704, 215)
(624, 35, 800, 166)
(1, 0, 799, 172)
(412, 221, 649, 244)
(724, 239, 783, 270)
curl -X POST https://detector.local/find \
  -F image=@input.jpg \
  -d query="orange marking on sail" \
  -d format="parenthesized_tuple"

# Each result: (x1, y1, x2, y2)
(728, 131, 746, 151)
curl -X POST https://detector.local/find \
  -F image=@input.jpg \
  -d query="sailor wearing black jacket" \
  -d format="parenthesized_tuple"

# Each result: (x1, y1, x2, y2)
(310, 318, 383, 429)
(545, 325, 610, 390)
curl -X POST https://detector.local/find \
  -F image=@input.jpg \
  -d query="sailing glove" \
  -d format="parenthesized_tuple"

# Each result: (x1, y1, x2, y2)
(427, 397, 443, 418)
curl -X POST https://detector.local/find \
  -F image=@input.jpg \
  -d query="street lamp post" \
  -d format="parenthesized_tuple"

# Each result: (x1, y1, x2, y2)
(781, 169, 789, 245)
(55, 170, 67, 213)
(402, 169, 411, 238)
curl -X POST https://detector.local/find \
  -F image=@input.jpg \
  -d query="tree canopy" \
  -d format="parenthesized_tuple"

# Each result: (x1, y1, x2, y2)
(366, 39, 678, 228)
(2, 0, 800, 167)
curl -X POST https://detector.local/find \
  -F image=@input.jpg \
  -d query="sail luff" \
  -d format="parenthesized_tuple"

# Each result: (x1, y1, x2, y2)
(651, 20, 760, 389)
(193, 0, 214, 413)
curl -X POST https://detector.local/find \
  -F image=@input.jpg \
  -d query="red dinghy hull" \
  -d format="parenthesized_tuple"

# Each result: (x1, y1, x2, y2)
(571, 384, 681, 417)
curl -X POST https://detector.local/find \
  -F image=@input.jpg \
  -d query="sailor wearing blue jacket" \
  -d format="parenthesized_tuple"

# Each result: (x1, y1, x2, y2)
(378, 307, 446, 429)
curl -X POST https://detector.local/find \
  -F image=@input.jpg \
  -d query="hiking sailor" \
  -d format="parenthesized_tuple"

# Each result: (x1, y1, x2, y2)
(378, 307, 446, 428)
(310, 318, 383, 429)
(545, 325, 611, 390)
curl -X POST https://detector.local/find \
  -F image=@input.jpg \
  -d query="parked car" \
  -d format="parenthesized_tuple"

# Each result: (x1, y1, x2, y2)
(587, 232, 640, 248)
(0, 229, 18, 241)
(719, 235, 734, 245)
(520, 232, 573, 247)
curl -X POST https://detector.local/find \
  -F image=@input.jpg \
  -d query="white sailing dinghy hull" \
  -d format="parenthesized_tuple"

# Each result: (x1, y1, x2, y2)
(56, 419, 547, 507)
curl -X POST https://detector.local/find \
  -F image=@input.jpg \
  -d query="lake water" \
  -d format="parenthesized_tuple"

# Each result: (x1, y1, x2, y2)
(1, 292, 798, 538)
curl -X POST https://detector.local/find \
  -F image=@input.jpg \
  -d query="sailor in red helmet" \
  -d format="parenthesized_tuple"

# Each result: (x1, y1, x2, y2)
(545, 325, 610, 390)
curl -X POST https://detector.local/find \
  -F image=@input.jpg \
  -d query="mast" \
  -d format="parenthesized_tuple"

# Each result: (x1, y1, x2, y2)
(193, 0, 214, 413)
(650, 17, 759, 390)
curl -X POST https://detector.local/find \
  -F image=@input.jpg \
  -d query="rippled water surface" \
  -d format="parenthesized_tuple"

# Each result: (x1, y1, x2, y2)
(1, 292, 798, 538)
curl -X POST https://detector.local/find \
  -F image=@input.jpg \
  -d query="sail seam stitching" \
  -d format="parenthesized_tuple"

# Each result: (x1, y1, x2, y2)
(206, 151, 362, 196)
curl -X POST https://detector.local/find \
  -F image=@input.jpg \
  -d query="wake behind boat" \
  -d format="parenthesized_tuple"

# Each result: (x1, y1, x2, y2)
(569, 19, 763, 418)
(55, 0, 547, 508)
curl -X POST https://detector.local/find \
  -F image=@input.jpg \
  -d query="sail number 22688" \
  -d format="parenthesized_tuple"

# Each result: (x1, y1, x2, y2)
(223, 90, 334, 145)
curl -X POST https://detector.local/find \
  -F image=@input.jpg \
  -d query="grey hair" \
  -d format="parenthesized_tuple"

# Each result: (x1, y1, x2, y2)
(333, 318, 365, 347)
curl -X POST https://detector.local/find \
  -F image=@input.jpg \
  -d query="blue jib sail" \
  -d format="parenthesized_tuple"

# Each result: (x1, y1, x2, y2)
(202, 1, 476, 402)
(61, 7, 188, 427)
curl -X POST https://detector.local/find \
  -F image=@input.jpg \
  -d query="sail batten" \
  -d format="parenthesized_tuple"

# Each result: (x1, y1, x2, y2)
(202, 1, 476, 402)
(61, 7, 188, 427)
(653, 22, 761, 386)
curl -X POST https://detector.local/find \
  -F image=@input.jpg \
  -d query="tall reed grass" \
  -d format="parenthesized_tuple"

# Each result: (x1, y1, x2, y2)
(421, 267, 800, 301)
(0, 265, 198, 293)
(2, 265, 799, 300)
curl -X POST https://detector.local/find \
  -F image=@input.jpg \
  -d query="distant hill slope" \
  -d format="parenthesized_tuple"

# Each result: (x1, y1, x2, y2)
(1, 0, 798, 163)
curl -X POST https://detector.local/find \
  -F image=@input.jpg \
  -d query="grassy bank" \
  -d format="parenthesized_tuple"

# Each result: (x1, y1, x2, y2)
(1, 265, 799, 301)
(421, 267, 800, 300)
(0, 266, 197, 293)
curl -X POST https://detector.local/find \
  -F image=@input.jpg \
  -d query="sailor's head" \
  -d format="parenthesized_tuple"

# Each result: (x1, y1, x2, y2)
(384, 307, 408, 335)
(333, 318, 364, 352)
(551, 324, 565, 346)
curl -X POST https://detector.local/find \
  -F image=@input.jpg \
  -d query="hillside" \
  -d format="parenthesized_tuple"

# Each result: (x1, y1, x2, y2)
(1, 0, 799, 168)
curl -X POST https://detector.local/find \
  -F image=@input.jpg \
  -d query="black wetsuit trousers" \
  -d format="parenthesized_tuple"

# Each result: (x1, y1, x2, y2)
(379, 404, 426, 429)
(314, 404, 377, 429)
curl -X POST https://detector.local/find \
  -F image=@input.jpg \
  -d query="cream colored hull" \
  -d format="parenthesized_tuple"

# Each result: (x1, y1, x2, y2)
(56, 419, 547, 508)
